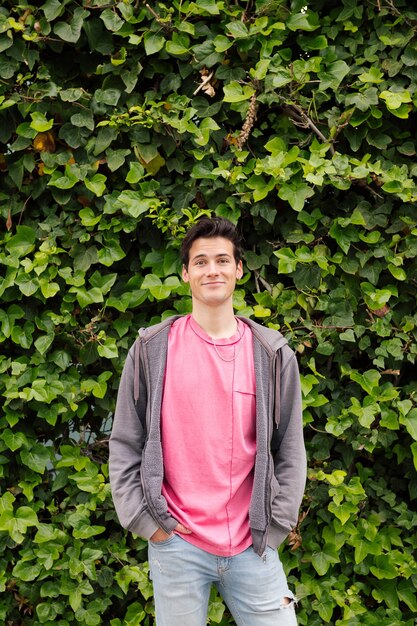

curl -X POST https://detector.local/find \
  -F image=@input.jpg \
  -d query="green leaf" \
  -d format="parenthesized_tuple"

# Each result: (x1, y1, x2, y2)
(57, 445, 89, 471)
(274, 248, 298, 273)
(84, 174, 107, 197)
(207, 598, 226, 623)
(2, 429, 29, 452)
(71, 109, 94, 130)
(271, 68, 292, 88)
(278, 182, 315, 212)
(165, 34, 190, 56)
(246, 174, 275, 201)
(265, 137, 287, 154)
(397, 580, 417, 612)
(144, 32, 165, 55)
(141, 274, 173, 300)
(388, 103, 412, 119)
(100, 8, 125, 32)
(358, 66, 384, 83)
(0, 492, 15, 516)
(223, 82, 256, 103)
(5, 226, 36, 257)
(349, 368, 380, 394)
(73, 287, 104, 308)
(370, 555, 398, 579)
(36, 602, 60, 623)
(106, 148, 130, 172)
(89, 271, 117, 293)
(345, 87, 379, 111)
(253, 305, 271, 317)
(54, 8, 88, 43)
(97, 336, 118, 359)
(48, 166, 79, 189)
(79, 207, 101, 227)
(311, 544, 339, 575)
(387, 263, 406, 280)
(329, 223, 360, 254)
(379, 89, 412, 109)
(298, 34, 328, 50)
(318, 60, 350, 90)
(349, 398, 379, 428)
(191, 0, 220, 15)
(352, 536, 380, 564)
(114, 191, 154, 218)
(213, 34, 234, 53)
(226, 21, 249, 38)
(126, 162, 145, 184)
(400, 408, 417, 441)
(20, 444, 51, 474)
(0, 506, 39, 544)
(40, 278, 60, 298)
(34, 334, 55, 355)
(95, 88, 121, 106)
(43, 0, 65, 21)
(30, 112, 54, 132)
(245, 251, 270, 270)
(312, 597, 334, 622)
(93, 126, 118, 155)
(287, 11, 320, 32)
(97, 239, 126, 266)
(123, 602, 146, 625)
(60, 87, 84, 102)
(12, 559, 42, 580)
(411, 442, 417, 470)
(361, 282, 398, 311)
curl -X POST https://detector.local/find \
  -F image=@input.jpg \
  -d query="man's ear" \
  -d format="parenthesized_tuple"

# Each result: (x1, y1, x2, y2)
(236, 260, 243, 280)
(182, 265, 189, 283)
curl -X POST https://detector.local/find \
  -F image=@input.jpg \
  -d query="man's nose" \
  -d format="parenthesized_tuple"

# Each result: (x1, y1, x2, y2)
(206, 261, 219, 274)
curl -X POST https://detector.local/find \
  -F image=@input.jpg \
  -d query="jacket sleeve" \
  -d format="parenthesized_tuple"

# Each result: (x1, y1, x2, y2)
(268, 346, 306, 548)
(109, 341, 159, 539)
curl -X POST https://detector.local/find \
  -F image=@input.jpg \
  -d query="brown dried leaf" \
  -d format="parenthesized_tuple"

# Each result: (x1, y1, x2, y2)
(6, 208, 12, 231)
(372, 305, 390, 318)
(193, 68, 216, 97)
(33, 132, 55, 153)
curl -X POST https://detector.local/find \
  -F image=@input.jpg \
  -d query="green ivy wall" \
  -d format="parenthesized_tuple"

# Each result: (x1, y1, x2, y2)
(0, 0, 416, 624)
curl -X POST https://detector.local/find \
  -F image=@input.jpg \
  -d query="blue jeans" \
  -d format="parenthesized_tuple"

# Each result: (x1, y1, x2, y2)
(148, 534, 297, 626)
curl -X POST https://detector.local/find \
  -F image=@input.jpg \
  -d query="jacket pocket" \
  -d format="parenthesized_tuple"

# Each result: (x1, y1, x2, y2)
(142, 440, 168, 516)
(249, 451, 272, 531)
(271, 474, 281, 502)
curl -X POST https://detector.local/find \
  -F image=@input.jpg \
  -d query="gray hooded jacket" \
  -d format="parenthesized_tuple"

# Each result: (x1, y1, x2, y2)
(109, 315, 306, 556)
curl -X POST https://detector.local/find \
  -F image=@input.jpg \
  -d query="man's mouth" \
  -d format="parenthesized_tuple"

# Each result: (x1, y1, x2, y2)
(203, 281, 224, 285)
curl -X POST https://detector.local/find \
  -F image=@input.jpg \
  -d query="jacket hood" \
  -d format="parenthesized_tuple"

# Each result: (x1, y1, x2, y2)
(237, 316, 288, 354)
(139, 314, 288, 354)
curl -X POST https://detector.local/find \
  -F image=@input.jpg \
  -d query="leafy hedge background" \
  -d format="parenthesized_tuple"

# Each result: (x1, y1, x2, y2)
(1, 0, 417, 624)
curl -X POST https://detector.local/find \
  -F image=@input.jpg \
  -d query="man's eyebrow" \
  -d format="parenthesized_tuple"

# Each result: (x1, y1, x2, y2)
(191, 252, 232, 260)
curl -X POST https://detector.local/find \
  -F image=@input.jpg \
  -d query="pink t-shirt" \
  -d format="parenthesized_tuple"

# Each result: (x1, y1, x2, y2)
(161, 315, 256, 556)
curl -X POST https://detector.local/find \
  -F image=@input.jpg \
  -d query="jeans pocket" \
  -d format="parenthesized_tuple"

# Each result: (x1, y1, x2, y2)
(149, 533, 176, 547)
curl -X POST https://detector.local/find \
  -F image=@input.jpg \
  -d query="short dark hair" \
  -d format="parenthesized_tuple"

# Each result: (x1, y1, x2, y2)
(180, 216, 243, 268)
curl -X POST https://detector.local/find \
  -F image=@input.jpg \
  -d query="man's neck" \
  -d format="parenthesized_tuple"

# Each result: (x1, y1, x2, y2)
(191, 304, 237, 339)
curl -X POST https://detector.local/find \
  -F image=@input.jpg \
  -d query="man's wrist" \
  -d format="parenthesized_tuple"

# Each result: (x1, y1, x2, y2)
(150, 528, 172, 542)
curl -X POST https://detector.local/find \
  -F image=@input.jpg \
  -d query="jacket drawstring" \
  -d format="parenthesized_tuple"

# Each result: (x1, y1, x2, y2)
(274, 349, 282, 428)
(134, 338, 140, 404)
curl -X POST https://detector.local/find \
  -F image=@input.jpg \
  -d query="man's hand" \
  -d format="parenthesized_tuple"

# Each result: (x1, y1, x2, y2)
(150, 523, 191, 543)
(175, 523, 191, 535)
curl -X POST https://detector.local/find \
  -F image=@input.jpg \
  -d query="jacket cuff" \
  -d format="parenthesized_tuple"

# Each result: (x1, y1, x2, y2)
(129, 510, 178, 539)
(128, 510, 160, 540)
(267, 523, 289, 549)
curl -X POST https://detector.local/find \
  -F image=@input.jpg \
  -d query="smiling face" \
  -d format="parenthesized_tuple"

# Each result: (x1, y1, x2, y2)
(182, 237, 243, 309)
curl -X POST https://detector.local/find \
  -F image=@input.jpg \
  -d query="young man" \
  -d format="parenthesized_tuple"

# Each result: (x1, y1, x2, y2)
(109, 217, 306, 626)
